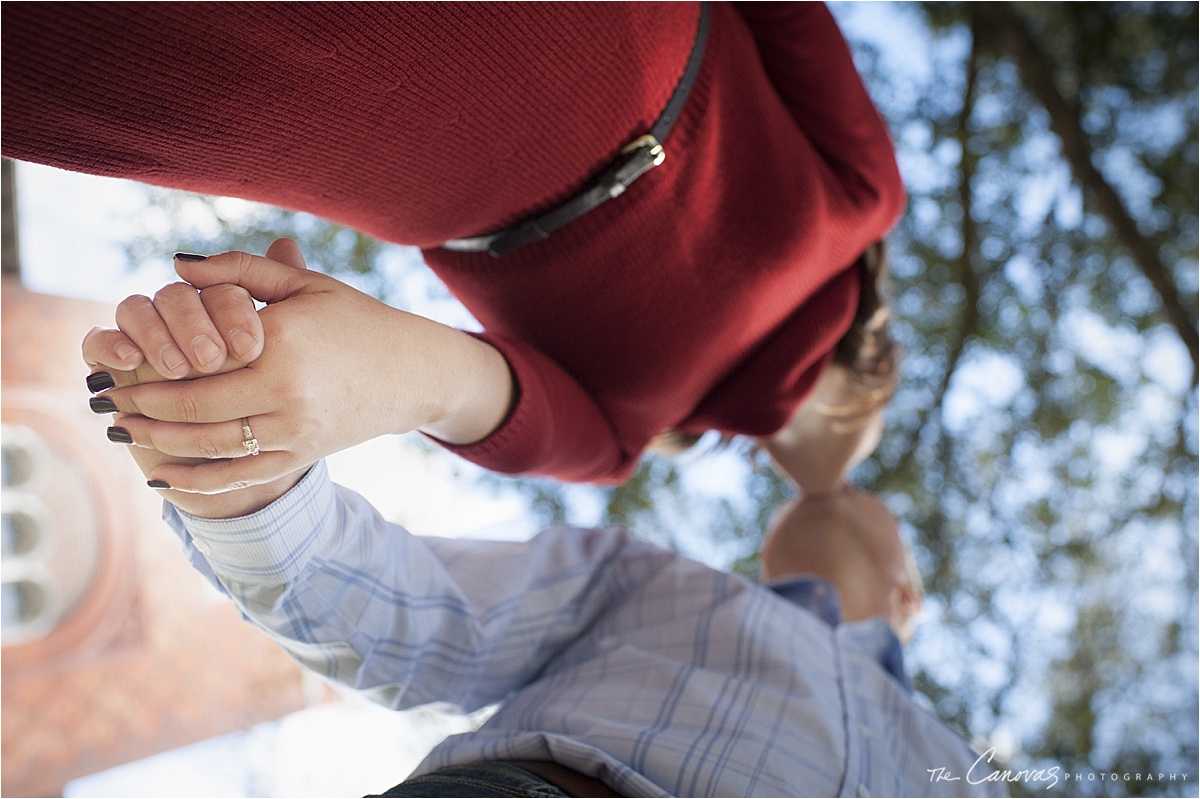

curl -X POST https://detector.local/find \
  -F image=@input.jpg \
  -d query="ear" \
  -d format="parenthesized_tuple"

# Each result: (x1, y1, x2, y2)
(896, 582, 923, 614)
(890, 583, 923, 644)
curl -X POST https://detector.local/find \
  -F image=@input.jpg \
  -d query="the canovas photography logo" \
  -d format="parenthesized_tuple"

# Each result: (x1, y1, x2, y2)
(928, 748, 1190, 792)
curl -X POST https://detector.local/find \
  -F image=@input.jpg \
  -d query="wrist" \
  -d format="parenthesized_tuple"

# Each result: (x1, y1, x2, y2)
(417, 332, 515, 446)
(158, 469, 308, 519)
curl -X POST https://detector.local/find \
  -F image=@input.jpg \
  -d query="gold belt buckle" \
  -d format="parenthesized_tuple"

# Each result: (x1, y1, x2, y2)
(604, 134, 667, 199)
(621, 134, 666, 166)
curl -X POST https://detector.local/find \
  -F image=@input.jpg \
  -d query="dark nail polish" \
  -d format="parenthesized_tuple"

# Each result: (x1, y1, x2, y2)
(106, 426, 133, 444)
(89, 396, 119, 414)
(147, 479, 172, 489)
(174, 252, 208, 262)
(87, 371, 116, 393)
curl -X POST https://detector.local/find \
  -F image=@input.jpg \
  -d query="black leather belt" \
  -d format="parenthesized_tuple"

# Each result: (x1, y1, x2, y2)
(441, 1, 711, 258)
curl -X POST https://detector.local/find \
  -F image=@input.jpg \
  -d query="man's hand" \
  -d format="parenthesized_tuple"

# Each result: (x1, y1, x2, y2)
(86, 239, 514, 515)
(85, 253, 266, 380)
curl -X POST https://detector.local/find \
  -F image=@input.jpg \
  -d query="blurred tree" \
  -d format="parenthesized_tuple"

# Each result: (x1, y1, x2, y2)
(120, 3, 1198, 795)
(855, 3, 1198, 795)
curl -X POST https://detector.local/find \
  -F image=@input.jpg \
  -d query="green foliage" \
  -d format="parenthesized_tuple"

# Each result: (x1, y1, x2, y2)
(863, 3, 1197, 794)
(126, 192, 413, 302)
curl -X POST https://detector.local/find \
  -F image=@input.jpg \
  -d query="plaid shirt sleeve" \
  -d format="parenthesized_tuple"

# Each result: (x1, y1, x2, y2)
(163, 460, 666, 711)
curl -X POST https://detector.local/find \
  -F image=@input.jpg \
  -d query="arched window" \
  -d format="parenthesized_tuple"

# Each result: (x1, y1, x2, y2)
(1, 424, 95, 646)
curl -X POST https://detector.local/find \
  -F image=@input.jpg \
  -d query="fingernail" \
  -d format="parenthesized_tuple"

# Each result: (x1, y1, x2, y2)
(147, 479, 172, 489)
(86, 371, 116, 393)
(89, 396, 119, 414)
(192, 335, 222, 367)
(161, 343, 188, 373)
(113, 341, 139, 363)
(106, 426, 133, 444)
(228, 328, 258, 359)
(174, 252, 207, 262)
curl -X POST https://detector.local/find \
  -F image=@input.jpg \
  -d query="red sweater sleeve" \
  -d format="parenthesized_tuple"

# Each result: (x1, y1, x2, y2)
(432, 333, 636, 485)
(733, 2, 906, 230)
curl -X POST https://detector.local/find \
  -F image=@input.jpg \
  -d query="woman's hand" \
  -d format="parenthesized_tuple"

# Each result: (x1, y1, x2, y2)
(87, 341, 304, 520)
(86, 239, 515, 508)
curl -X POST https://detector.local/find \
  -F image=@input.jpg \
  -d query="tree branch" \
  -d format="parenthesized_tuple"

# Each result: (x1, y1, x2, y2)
(972, 2, 1199, 380)
(892, 26, 982, 483)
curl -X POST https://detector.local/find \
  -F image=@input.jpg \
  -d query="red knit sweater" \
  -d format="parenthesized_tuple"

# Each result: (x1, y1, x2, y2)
(2, 2, 905, 484)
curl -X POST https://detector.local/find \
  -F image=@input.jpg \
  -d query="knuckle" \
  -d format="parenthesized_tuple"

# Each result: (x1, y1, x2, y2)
(201, 283, 250, 304)
(173, 392, 200, 423)
(201, 285, 258, 328)
(230, 250, 257, 274)
(269, 370, 304, 405)
(275, 416, 304, 442)
(268, 320, 311, 362)
(115, 294, 153, 320)
(152, 282, 194, 304)
(193, 433, 220, 459)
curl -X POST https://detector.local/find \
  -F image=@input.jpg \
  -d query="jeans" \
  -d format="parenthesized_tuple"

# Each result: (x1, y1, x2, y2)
(369, 762, 570, 798)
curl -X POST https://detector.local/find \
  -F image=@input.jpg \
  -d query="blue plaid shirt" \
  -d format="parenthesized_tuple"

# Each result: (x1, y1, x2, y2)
(166, 461, 1004, 798)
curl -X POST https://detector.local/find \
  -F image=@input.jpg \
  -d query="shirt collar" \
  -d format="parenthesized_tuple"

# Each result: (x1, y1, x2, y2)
(767, 575, 841, 627)
(767, 575, 911, 692)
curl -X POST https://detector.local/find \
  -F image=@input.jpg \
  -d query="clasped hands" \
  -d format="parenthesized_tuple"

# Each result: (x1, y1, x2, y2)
(85, 238, 513, 519)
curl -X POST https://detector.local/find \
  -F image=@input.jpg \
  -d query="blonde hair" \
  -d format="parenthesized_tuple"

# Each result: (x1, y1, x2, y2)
(646, 428, 705, 457)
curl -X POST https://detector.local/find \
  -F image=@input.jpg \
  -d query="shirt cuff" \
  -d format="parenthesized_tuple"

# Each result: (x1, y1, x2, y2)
(162, 460, 335, 586)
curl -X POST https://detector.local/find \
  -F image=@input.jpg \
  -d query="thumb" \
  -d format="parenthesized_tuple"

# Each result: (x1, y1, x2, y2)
(174, 244, 320, 304)
(264, 237, 309, 271)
